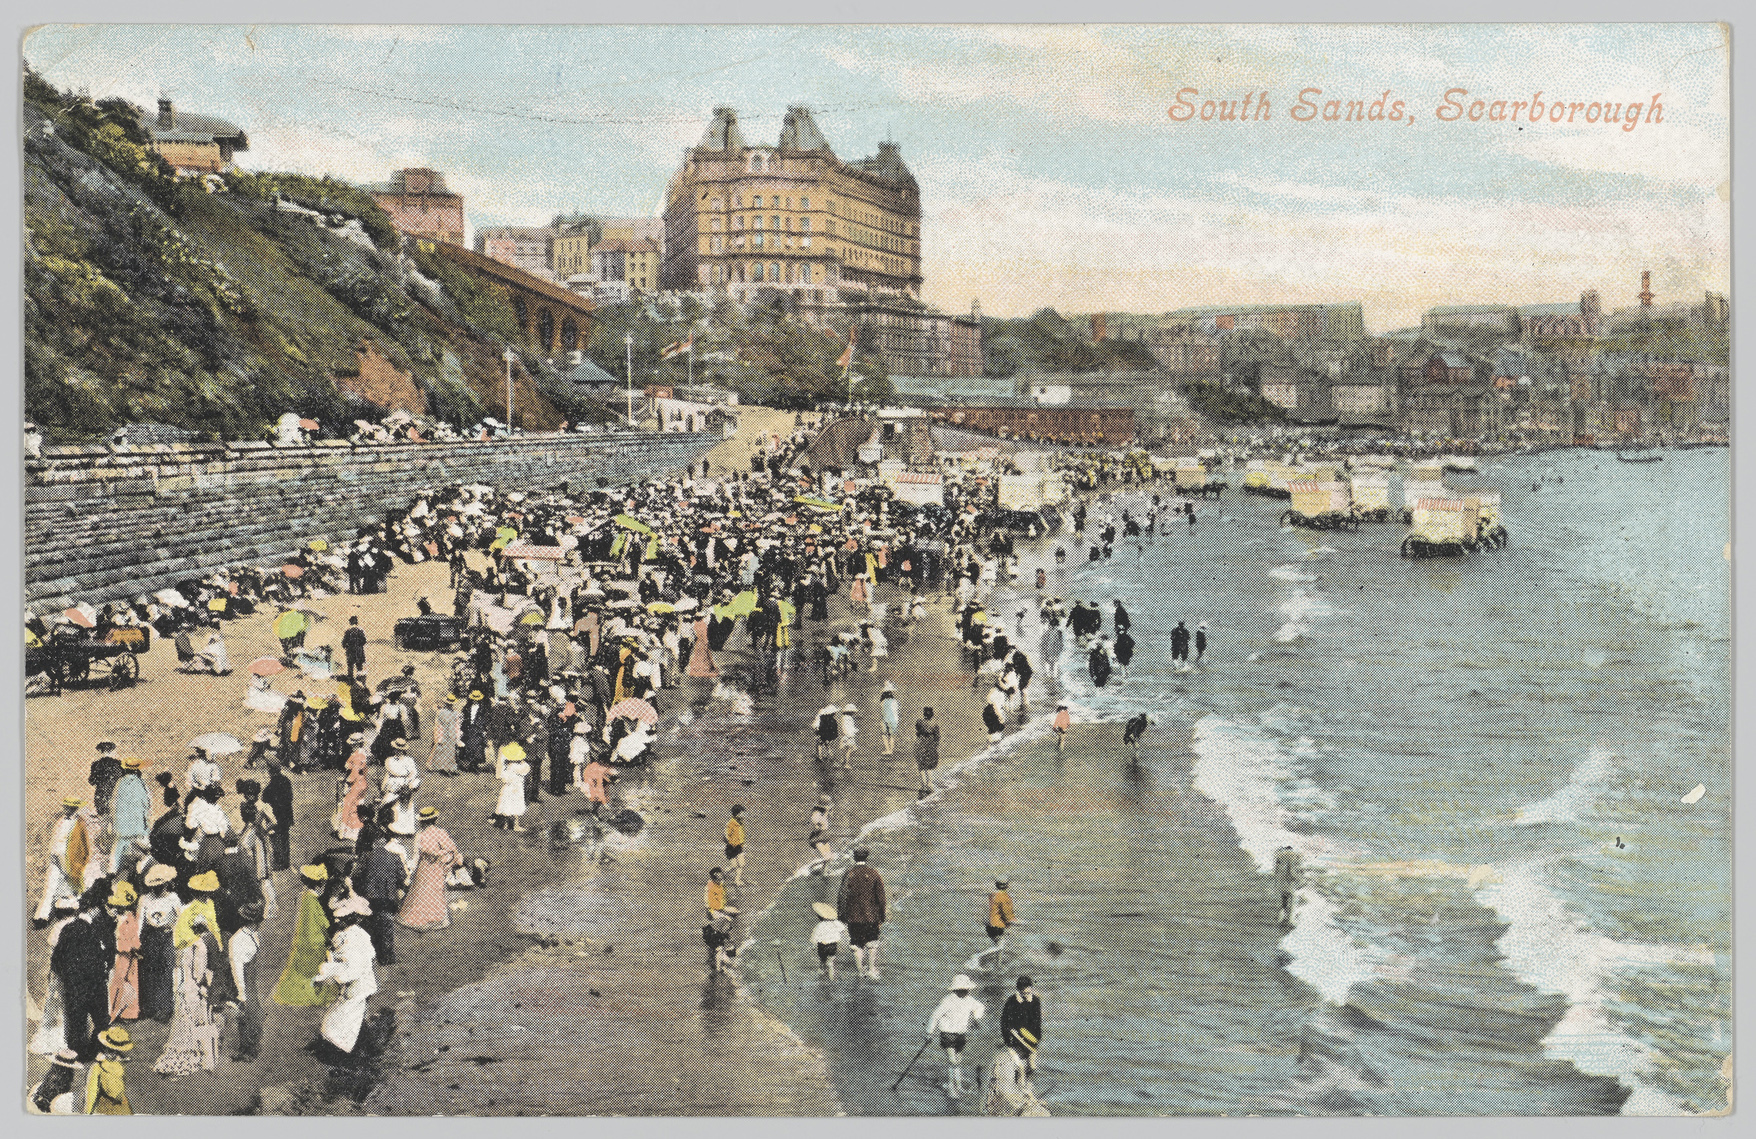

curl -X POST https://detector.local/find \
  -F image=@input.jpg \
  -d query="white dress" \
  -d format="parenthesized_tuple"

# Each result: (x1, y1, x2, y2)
(312, 924, 378, 1052)
(495, 760, 529, 818)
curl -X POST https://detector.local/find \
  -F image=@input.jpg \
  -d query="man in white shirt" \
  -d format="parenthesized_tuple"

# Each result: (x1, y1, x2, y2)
(926, 974, 986, 1095)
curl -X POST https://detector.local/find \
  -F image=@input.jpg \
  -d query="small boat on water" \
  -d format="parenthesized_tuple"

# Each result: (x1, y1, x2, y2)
(1615, 450, 1663, 463)
(1439, 454, 1479, 473)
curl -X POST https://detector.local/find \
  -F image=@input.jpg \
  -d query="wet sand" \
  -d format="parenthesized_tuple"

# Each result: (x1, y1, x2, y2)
(25, 488, 1014, 1116)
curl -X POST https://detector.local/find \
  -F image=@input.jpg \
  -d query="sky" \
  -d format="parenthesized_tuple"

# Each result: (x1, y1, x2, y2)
(22, 23, 1730, 332)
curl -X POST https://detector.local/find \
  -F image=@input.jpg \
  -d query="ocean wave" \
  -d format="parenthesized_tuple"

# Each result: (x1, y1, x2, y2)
(1270, 564, 1319, 583)
(1473, 859, 1716, 1114)
(1273, 587, 1333, 643)
(1514, 748, 1616, 826)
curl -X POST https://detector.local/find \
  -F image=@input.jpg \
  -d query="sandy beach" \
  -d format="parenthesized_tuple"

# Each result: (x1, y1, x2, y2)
(24, 442, 1034, 1116)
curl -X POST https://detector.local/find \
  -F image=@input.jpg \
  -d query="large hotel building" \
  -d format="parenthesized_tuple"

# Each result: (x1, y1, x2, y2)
(660, 106, 922, 299)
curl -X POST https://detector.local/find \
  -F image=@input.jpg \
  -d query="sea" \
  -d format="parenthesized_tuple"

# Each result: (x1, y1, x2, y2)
(740, 447, 1731, 1116)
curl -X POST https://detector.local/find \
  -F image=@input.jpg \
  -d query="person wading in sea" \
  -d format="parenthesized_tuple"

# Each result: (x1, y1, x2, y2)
(925, 974, 985, 1095)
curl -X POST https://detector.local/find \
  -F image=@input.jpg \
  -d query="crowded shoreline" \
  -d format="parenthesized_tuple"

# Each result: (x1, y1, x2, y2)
(25, 416, 1182, 1116)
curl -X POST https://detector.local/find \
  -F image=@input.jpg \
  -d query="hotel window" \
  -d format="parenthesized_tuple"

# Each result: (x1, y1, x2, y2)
(769, 262, 780, 281)
(801, 236, 811, 248)
(753, 195, 763, 208)
(800, 217, 811, 233)
(710, 218, 722, 231)
(751, 216, 762, 230)
(753, 234, 764, 249)
(750, 262, 762, 281)
(771, 216, 780, 230)
(800, 196, 809, 210)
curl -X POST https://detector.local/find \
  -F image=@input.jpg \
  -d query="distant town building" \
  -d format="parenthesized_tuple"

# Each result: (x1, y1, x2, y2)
(1421, 304, 1522, 338)
(661, 105, 922, 299)
(833, 299, 982, 378)
(475, 226, 559, 280)
(931, 404, 1134, 446)
(368, 169, 465, 246)
(1154, 303, 1364, 341)
(590, 237, 660, 292)
(145, 97, 248, 176)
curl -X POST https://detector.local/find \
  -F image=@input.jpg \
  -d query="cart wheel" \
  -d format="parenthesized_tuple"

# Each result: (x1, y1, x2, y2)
(66, 655, 92, 687)
(108, 653, 141, 690)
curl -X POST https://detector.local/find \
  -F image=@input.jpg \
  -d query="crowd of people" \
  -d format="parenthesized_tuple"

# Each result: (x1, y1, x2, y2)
(30, 421, 1210, 1115)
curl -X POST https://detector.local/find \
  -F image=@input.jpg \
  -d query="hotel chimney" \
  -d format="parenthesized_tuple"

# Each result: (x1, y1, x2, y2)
(157, 97, 174, 129)
(1638, 270, 1655, 307)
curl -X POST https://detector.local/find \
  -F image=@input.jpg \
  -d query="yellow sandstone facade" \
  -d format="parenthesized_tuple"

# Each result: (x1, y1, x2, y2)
(661, 106, 922, 299)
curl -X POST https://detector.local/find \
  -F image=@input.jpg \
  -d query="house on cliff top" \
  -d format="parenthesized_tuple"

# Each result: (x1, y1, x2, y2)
(145, 97, 248, 176)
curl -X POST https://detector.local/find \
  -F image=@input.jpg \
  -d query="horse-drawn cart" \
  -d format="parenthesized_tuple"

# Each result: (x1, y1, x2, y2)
(26, 626, 148, 694)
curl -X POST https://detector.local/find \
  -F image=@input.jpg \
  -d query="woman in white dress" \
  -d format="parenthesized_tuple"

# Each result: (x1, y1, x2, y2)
(380, 743, 420, 834)
(493, 743, 530, 831)
(311, 898, 377, 1055)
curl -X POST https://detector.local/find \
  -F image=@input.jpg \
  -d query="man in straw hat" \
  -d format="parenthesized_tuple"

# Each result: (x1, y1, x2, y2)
(809, 902, 848, 979)
(84, 1027, 133, 1114)
(110, 758, 152, 874)
(836, 847, 887, 979)
(925, 973, 986, 1095)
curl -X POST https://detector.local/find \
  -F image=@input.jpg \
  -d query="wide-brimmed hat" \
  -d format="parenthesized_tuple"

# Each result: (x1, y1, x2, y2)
(61, 796, 84, 809)
(949, 974, 974, 991)
(121, 756, 147, 770)
(418, 806, 440, 822)
(843, 703, 858, 714)
(96, 1027, 133, 1053)
(811, 902, 838, 921)
(469, 690, 485, 700)
(106, 882, 138, 908)
(445, 694, 460, 705)
(387, 820, 416, 836)
(299, 864, 329, 885)
(881, 681, 895, 693)
(348, 732, 366, 744)
(188, 871, 219, 893)
(49, 1047, 80, 1069)
(95, 740, 117, 751)
(143, 864, 178, 887)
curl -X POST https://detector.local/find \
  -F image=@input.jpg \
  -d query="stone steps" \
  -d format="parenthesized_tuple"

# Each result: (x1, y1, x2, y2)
(26, 432, 716, 611)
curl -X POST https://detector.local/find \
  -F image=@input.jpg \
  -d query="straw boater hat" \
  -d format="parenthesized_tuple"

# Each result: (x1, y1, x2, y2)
(188, 871, 220, 893)
(143, 864, 177, 888)
(446, 694, 460, 705)
(61, 796, 84, 809)
(949, 974, 974, 992)
(388, 819, 415, 836)
(418, 806, 440, 822)
(106, 882, 138, 908)
(96, 1027, 133, 1054)
(811, 902, 838, 921)
(121, 756, 147, 770)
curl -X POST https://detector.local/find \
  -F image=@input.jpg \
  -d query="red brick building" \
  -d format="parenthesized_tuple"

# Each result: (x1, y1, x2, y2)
(368, 168, 465, 246)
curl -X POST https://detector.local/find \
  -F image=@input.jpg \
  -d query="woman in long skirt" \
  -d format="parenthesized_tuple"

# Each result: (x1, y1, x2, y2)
(397, 808, 462, 931)
(135, 869, 179, 1023)
(429, 695, 460, 776)
(334, 744, 369, 842)
(313, 903, 377, 1055)
(107, 883, 141, 1023)
(686, 616, 718, 679)
(153, 916, 221, 1076)
(272, 867, 334, 1006)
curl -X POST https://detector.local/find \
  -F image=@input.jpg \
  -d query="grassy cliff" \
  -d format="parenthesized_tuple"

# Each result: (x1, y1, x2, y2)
(22, 74, 570, 443)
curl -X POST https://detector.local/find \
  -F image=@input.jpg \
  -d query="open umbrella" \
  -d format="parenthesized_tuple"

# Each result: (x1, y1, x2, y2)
(646, 601, 677, 614)
(188, 732, 243, 757)
(62, 605, 97, 629)
(299, 418, 320, 431)
(308, 539, 329, 552)
(496, 525, 519, 542)
(282, 564, 305, 578)
(154, 588, 189, 608)
(248, 656, 287, 677)
(520, 611, 547, 624)
(272, 610, 308, 640)
(613, 513, 654, 535)
(608, 697, 659, 725)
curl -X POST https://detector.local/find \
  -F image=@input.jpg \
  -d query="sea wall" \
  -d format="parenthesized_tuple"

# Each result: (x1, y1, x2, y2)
(24, 431, 716, 611)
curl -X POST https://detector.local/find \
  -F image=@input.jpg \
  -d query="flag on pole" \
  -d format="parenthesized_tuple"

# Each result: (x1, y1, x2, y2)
(660, 335, 693, 361)
(836, 326, 856, 370)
